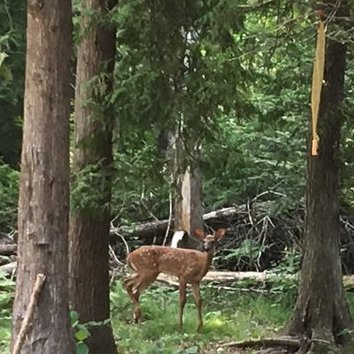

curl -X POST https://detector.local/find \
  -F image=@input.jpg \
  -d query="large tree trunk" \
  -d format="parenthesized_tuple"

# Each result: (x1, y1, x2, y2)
(286, 3, 351, 353)
(69, 1, 117, 353)
(11, 1, 75, 353)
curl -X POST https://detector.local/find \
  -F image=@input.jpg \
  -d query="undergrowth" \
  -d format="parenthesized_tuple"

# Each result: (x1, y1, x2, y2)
(0, 273, 13, 353)
(110, 281, 292, 354)
(1, 277, 354, 353)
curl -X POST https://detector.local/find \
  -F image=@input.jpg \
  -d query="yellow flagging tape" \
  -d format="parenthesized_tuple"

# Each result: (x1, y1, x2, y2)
(311, 20, 326, 156)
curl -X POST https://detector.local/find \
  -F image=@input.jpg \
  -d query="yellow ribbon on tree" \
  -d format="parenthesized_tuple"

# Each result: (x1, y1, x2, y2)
(311, 20, 326, 156)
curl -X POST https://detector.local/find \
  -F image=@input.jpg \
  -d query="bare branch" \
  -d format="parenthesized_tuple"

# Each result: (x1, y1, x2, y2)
(12, 274, 46, 354)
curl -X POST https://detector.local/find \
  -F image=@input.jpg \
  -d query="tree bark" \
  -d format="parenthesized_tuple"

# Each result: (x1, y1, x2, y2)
(172, 132, 204, 248)
(69, 0, 117, 353)
(11, 1, 75, 353)
(286, 2, 352, 352)
(175, 165, 203, 235)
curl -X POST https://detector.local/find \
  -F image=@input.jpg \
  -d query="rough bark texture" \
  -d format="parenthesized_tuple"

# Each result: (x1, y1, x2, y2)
(286, 3, 351, 352)
(173, 134, 203, 246)
(69, 1, 117, 353)
(175, 167, 203, 234)
(11, 1, 75, 353)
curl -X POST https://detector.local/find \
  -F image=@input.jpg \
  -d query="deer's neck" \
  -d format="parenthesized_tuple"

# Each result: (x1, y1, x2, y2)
(201, 249, 215, 277)
(207, 249, 215, 266)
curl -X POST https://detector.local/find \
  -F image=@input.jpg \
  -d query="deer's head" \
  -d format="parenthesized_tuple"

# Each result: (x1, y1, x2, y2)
(194, 228, 226, 252)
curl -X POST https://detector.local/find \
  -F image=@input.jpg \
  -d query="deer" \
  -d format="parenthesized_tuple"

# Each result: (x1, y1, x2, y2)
(123, 228, 226, 332)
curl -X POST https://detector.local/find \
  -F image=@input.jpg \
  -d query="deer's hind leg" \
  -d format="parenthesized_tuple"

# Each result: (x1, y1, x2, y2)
(124, 272, 159, 323)
(124, 273, 142, 322)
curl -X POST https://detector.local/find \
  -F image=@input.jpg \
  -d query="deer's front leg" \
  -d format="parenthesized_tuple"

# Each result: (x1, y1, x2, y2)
(191, 282, 203, 332)
(178, 278, 187, 331)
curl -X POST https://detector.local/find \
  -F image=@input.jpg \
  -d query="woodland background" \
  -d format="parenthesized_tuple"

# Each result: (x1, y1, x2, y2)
(1, 0, 354, 271)
(1, 1, 354, 354)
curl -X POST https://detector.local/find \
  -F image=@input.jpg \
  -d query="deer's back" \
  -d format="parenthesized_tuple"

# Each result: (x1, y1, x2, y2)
(127, 246, 208, 281)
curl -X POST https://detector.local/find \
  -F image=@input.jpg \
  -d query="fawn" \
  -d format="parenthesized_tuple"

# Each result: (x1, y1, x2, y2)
(123, 228, 226, 331)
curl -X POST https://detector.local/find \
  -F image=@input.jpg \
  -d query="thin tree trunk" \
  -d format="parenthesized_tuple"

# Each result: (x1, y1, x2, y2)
(173, 131, 203, 244)
(69, 1, 117, 353)
(175, 165, 203, 235)
(286, 2, 351, 353)
(11, 1, 74, 353)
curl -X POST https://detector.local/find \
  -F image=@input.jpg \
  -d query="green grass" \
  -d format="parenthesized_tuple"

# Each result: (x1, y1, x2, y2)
(1, 278, 354, 353)
(0, 316, 11, 354)
(110, 281, 292, 354)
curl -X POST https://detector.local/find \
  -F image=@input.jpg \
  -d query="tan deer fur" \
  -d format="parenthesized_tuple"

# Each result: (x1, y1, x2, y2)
(123, 228, 226, 331)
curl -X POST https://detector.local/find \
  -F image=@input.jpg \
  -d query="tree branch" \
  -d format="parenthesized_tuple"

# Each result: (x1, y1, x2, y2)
(12, 274, 46, 354)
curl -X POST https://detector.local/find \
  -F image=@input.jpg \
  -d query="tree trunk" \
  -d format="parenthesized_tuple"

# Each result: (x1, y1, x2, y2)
(286, 3, 351, 352)
(173, 132, 203, 246)
(69, 1, 117, 353)
(175, 166, 203, 234)
(11, 1, 75, 353)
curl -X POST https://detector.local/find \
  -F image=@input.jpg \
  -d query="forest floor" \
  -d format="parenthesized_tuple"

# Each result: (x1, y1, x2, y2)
(1, 279, 354, 353)
(111, 281, 296, 354)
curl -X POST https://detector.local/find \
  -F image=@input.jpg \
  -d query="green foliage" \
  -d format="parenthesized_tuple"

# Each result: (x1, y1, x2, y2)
(111, 0, 250, 171)
(202, 112, 307, 207)
(1, 0, 354, 231)
(218, 238, 269, 270)
(0, 276, 353, 353)
(108, 0, 319, 223)
(110, 280, 291, 353)
(0, 162, 19, 232)
(70, 310, 112, 354)
(0, 0, 354, 351)
(0, 273, 14, 354)
(342, 49, 354, 209)
(0, 0, 25, 167)
(272, 248, 301, 275)
(111, 134, 170, 223)
(71, 160, 112, 217)
(267, 248, 301, 304)
(70, 311, 90, 354)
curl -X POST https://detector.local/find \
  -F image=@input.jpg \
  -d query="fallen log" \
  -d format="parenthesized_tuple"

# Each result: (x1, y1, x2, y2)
(157, 271, 354, 289)
(0, 261, 17, 276)
(114, 219, 169, 238)
(203, 270, 268, 282)
(2, 260, 354, 291)
(0, 256, 11, 266)
(157, 271, 275, 286)
(221, 335, 302, 351)
(0, 244, 17, 256)
(112, 205, 249, 239)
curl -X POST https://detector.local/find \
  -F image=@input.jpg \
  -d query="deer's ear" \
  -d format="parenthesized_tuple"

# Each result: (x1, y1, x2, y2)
(215, 228, 226, 240)
(194, 228, 205, 239)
